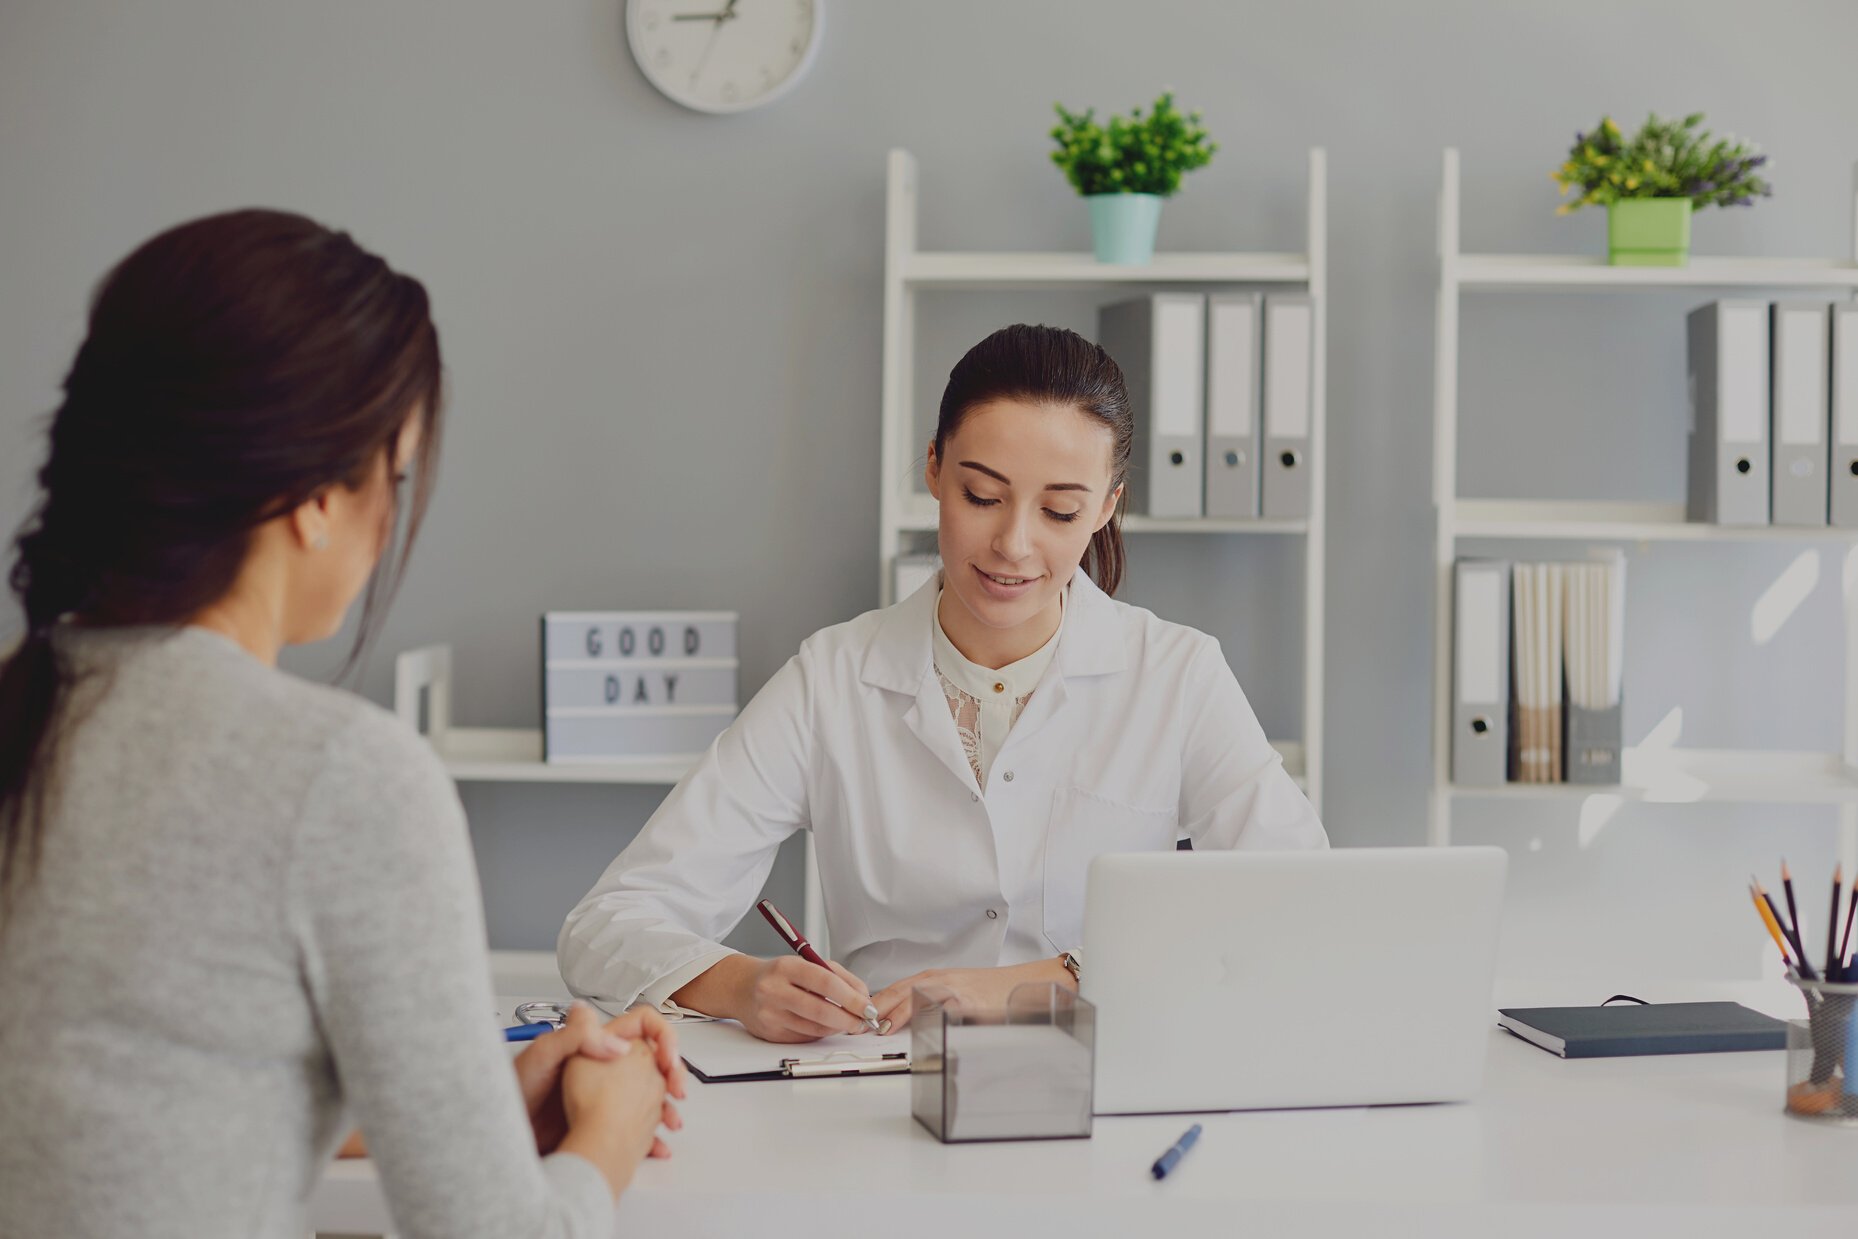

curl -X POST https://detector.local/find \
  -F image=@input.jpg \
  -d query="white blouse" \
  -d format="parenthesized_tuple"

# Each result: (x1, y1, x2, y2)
(931, 589, 1063, 791)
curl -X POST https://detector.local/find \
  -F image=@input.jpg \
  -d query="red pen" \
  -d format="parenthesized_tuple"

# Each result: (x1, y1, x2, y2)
(757, 898, 882, 1033)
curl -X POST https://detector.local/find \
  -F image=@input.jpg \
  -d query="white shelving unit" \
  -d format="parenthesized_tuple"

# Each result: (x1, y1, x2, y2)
(1429, 148, 1858, 870)
(878, 148, 1330, 811)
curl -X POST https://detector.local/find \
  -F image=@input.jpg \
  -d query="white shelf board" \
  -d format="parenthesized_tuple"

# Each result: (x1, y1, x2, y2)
(429, 727, 695, 784)
(1451, 499, 1858, 543)
(1448, 748, 1858, 805)
(895, 498, 1306, 536)
(900, 251, 1310, 288)
(433, 727, 1305, 794)
(1457, 254, 1858, 291)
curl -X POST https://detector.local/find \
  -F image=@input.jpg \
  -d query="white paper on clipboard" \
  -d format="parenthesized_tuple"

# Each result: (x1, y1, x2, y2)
(677, 1019, 912, 1081)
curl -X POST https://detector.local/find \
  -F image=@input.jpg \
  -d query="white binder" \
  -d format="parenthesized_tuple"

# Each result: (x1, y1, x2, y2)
(1830, 304, 1858, 528)
(1770, 301, 1831, 527)
(1204, 293, 1262, 518)
(1097, 294, 1205, 518)
(1685, 301, 1770, 526)
(1451, 559, 1510, 788)
(1260, 294, 1314, 519)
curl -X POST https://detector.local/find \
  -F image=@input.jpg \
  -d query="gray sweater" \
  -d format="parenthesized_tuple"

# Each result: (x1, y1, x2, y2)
(0, 626, 613, 1239)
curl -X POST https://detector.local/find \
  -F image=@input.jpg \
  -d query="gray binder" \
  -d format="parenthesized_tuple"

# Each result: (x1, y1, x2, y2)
(1830, 305, 1858, 528)
(1260, 294, 1314, 519)
(1685, 301, 1770, 526)
(1770, 301, 1831, 527)
(1097, 294, 1205, 518)
(1452, 559, 1510, 788)
(1566, 704, 1623, 786)
(1204, 293, 1261, 518)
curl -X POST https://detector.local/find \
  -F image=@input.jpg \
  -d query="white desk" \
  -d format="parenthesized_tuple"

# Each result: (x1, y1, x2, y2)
(311, 982, 1858, 1238)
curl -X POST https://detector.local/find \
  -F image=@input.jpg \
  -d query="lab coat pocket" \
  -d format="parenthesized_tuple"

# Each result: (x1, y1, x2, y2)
(1041, 786, 1177, 953)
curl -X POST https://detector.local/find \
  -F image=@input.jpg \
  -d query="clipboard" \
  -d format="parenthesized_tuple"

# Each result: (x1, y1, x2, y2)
(676, 1018, 912, 1083)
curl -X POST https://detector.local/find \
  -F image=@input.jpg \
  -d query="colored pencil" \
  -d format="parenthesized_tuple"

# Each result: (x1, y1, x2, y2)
(1781, 860, 1804, 953)
(1827, 865, 1844, 982)
(1750, 883, 1797, 972)
(1839, 884, 1857, 979)
(1757, 876, 1817, 982)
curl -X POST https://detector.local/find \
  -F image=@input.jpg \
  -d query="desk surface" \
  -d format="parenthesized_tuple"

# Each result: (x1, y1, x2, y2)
(312, 981, 1858, 1238)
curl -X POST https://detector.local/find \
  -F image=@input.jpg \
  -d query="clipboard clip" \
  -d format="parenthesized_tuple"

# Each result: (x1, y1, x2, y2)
(780, 1051, 910, 1078)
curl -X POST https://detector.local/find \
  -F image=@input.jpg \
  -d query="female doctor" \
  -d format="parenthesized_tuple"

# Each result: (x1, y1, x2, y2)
(558, 324, 1326, 1042)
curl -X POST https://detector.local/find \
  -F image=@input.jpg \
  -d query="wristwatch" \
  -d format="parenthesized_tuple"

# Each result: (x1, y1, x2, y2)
(1060, 949, 1083, 985)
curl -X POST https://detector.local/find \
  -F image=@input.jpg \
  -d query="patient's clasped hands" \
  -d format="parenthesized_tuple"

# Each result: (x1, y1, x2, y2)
(516, 1004, 686, 1181)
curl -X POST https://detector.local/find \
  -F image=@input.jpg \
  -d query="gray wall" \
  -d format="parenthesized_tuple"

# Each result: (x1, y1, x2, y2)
(4, 0, 1856, 980)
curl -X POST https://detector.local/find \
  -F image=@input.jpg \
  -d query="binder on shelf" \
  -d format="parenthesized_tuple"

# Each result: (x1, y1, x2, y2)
(1685, 300, 1770, 526)
(1830, 304, 1858, 528)
(1451, 559, 1510, 788)
(1097, 294, 1205, 518)
(1260, 294, 1315, 519)
(1770, 301, 1831, 527)
(1203, 293, 1262, 518)
(1562, 552, 1625, 786)
(1510, 563, 1564, 784)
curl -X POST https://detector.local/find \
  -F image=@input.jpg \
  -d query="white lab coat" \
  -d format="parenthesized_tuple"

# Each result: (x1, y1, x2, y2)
(557, 570, 1326, 1011)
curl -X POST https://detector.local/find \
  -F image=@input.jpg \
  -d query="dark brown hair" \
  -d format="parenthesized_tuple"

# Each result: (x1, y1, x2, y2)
(933, 323, 1133, 594)
(0, 208, 444, 899)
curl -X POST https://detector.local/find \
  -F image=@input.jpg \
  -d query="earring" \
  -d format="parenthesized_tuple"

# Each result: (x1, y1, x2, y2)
(312, 533, 330, 551)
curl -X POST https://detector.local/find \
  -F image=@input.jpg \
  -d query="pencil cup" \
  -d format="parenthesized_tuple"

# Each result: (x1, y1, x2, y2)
(1783, 978, 1858, 1126)
(910, 981, 1095, 1143)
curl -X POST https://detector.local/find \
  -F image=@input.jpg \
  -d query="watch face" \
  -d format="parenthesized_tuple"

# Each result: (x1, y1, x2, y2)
(626, 0, 822, 114)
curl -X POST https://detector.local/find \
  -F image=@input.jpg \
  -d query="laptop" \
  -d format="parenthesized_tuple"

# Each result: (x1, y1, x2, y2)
(1081, 846, 1507, 1114)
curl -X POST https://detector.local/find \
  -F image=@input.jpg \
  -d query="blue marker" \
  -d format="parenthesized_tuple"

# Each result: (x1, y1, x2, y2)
(503, 1022, 552, 1042)
(1150, 1122, 1202, 1180)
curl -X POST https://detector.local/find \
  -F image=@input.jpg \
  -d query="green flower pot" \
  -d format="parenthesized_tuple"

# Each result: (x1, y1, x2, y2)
(1086, 193, 1163, 264)
(1607, 198, 1693, 267)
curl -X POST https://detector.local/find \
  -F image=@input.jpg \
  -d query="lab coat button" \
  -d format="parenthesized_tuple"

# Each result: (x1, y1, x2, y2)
(1002, 771, 1014, 782)
(986, 908, 999, 920)
(970, 792, 980, 802)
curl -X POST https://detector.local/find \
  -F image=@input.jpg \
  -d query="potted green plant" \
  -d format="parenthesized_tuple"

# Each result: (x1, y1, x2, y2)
(1050, 92, 1217, 265)
(1552, 112, 1771, 266)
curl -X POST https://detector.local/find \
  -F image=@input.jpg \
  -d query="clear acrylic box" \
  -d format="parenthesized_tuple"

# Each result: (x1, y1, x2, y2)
(910, 980, 1094, 1143)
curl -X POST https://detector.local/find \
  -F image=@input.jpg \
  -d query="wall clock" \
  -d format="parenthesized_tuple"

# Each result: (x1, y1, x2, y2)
(626, 0, 822, 114)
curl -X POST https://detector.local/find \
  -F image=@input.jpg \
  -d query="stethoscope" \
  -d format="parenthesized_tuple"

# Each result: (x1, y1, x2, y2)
(502, 1000, 572, 1041)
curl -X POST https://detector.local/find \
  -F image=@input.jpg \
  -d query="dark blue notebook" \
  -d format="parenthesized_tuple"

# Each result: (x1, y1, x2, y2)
(1496, 1001, 1786, 1058)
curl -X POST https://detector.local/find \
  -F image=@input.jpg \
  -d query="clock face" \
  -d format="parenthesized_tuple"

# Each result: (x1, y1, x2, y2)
(626, 0, 822, 115)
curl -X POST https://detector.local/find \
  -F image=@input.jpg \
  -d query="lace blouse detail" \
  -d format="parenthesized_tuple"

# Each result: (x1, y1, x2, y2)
(930, 589, 1063, 790)
(935, 669, 1034, 789)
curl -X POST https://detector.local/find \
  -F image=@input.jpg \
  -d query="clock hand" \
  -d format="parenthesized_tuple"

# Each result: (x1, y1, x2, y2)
(688, 15, 727, 86)
(673, 0, 736, 21)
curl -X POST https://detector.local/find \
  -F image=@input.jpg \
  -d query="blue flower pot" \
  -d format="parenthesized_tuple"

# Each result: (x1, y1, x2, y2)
(1086, 193, 1163, 265)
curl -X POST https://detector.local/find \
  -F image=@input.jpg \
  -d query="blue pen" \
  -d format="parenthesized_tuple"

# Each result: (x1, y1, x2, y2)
(503, 1022, 552, 1042)
(1150, 1122, 1202, 1180)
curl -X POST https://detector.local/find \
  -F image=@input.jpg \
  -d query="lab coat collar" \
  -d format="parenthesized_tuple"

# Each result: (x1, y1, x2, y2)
(859, 566, 1126, 697)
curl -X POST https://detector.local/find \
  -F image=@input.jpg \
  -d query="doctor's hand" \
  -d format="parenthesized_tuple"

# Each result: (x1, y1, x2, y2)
(679, 952, 878, 1042)
(870, 958, 1074, 1033)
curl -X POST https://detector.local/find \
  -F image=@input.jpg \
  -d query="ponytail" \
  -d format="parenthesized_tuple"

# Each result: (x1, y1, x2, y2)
(0, 510, 88, 903)
(1082, 512, 1127, 597)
